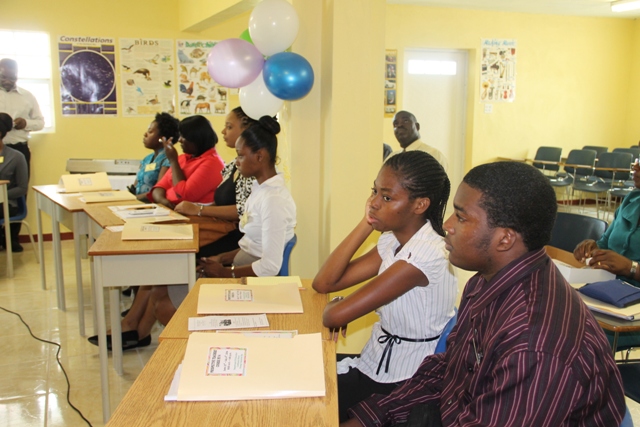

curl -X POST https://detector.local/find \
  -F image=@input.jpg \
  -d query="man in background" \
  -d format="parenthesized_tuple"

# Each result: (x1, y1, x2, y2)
(0, 58, 44, 177)
(392, 110, 448, 172)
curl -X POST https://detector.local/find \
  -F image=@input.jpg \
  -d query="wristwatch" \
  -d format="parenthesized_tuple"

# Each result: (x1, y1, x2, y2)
(630, 261, 638, 278)
(230, 264, 236, 278)
(331, 296, 344, 302)
(198, 204, 204, 217)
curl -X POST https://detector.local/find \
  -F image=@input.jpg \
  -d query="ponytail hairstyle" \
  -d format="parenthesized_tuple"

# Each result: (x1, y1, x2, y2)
(239, 116, 280, 165)
(0, 113, 12, 139)
(231, 106, 258, 131)
(384, 151, 450, 237)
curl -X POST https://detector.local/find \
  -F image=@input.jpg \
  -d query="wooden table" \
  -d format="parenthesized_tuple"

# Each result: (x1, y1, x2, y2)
(0, 180, 12, 277)
(106, 339, 339, 427)
(89, 228, 199, 422)
(160, 278, 330, 341)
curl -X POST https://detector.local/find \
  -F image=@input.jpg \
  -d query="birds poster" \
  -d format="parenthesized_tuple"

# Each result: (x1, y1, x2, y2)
(57, 35, 118, 115)
(119, 38, 176, 116)
(176, 40, 229, 117)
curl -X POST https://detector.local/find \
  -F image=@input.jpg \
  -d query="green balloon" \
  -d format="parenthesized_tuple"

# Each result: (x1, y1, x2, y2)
(239, 29, 253, 44)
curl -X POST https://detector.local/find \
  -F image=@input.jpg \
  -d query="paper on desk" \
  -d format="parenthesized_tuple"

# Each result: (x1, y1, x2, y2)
(164, 363, 182, 402)
(58, 172, 112, 193)
(121, 223, 193, 240)
(176, 332, 325, 401)
(188, 314, 269, 331)
(197, 283, 303, 314)
(110, 204, 171, 220)
(571, 284, 640, 320)
(106, 225, 124, 232)
(245, 275, 303, 288)
(80, 190, 136, 203)
(217, 330, 298, 338)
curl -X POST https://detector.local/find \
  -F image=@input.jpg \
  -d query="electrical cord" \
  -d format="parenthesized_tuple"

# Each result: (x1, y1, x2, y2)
(0, 305, 93, 427)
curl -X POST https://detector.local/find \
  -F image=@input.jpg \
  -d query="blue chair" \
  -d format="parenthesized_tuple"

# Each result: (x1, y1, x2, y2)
(621, 405, 634, 427)
(435, 307, 457, 354)
(0, 195, 39, 262)
(549, 212, 607, 253)
(278, 234, 297, 276)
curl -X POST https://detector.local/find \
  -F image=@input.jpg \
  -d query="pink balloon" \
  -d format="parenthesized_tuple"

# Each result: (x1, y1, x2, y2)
(207, 39, 264, 88)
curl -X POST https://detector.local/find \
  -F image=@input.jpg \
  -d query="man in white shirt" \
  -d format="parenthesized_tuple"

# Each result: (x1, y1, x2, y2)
(391, 110, 449, 172)
(0, 58, 45, 177)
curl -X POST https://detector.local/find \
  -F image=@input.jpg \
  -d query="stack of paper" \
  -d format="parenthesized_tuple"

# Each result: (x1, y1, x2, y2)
(172, 332, 325, 401)
(121, 223, 194, 241)
(109, 204, 171, 220)
(58, 172, 112, 193)
(197, 283, 303, 314)
(80, 190, 136, 203)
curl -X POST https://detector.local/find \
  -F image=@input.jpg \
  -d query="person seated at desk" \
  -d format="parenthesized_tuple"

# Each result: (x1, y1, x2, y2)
(196, 115, 296, 280)
(312, 151, 457, 423)
(150, 115, 224, 209)
(174, 107, 258, 257)
(342, 162, 625, 427)
(0, 112, 28, 252)
(127, 112, 179, 201)
(573, 159, 640, 349)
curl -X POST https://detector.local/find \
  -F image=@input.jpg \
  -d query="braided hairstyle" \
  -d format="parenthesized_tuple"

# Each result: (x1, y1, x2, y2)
(239, 116, 280, 165)
(384, 151, 450, 237)
(231, 106, 258, 131)
(0, 113, 12, 139)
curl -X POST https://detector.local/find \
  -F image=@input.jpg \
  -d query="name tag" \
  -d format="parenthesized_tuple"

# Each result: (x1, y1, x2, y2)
(145, 162, 156, 172)
(0, 156, 4, 164)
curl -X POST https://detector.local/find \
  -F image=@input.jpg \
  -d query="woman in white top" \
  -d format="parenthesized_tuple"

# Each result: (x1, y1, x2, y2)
(197, 115, 296, 278)
(312, 151, 457, 422)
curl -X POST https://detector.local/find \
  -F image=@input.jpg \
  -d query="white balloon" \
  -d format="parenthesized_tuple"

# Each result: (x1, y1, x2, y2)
(249, 0, 300, 57)
(239, 71, 284, 120)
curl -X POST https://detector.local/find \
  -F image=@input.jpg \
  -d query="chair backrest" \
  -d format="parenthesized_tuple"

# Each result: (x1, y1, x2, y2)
(278, 234, 297, 276)
(620, 405, 633, 427)
(613, 147, 640, 162)
(582, 145, 608, 158)
(532, 146, 562, 172)
(435, 307, 457, 354)
(563, 149, 596, 176)
(594, 152, 633, 181)
(549, 212, 608, 253)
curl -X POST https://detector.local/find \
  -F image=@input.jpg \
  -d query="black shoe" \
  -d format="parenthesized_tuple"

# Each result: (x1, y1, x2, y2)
(121, 308, 130, 318)
(122, 287, 133, 297)
(87, 330, 151, 351)
(10, 242, 23, 253)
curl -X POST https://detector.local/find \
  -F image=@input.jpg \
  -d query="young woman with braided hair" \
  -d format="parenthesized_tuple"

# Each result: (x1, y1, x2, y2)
(312, 150, 458, 422)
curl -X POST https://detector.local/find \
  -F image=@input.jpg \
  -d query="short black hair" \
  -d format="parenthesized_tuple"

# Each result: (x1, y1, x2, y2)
(0, 112, 12, 139)
(384, 151, 450, 236)
(463, 161, 557, 251)
(179, 115, 218, 156)
(239, 116, 280, 165)
(154, 112, 179, 142)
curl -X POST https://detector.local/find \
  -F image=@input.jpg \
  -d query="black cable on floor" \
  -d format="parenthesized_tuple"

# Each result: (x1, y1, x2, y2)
(0, 305, 93, 427)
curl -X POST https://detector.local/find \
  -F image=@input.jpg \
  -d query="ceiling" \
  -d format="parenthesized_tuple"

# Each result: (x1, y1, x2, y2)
(387, 0, 640, 18)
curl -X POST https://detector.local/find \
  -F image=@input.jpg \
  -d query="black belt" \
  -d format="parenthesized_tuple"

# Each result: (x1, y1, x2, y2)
(376, 327, 440, 375)
(6, 141, 28, 145)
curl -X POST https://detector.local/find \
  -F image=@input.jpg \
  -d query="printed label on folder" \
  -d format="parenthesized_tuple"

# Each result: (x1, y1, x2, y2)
(98, 192, 114, 196)
(141, 225, 160, 232)
(206, 347, 247, 376)
(78, 178, 93, 186)
(225, 289, 253, 301)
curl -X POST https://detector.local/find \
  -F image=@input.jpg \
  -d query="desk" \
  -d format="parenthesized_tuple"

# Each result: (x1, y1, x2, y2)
(106, 339, 339, 427)
(160, 278, 330, 341)
(89, 228, 199, 422)
(0, 180, 12, 277)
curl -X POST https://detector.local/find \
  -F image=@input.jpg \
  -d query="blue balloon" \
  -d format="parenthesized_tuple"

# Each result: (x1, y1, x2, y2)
(263, 52, 314, 101)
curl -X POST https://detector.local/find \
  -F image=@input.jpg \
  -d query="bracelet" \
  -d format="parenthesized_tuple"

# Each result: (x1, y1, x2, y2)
(630, 261, 638, 278)
(331, 296, 344, 302)
(230, 264, 236, 278)
(198, 204, 204, 217)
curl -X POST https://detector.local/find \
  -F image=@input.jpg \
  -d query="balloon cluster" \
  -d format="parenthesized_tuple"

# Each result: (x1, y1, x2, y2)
(206, 0, 314, 120)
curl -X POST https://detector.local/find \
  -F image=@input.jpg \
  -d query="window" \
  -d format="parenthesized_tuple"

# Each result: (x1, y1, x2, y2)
(0, 30, 55, 132)
(408, 59, 457, 76)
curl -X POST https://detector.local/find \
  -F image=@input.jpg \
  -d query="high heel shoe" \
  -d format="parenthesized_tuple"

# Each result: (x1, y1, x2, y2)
(87, 330, 151, 351)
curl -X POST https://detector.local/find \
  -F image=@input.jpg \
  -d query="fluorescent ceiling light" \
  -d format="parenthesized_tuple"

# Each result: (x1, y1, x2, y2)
(611, 0, 640, 12)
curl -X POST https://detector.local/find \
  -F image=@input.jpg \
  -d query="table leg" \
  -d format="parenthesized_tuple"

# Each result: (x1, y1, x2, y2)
(51, 208, 66, 311)
(110, 288, 123, 376)
(612, 332, 619, 357)
(2, 186, 13, 278)
(88, 224, 98, 336)
(73, 213, 85, 336)
(93, 256, 111, 423)
(36, 193, 46, 289)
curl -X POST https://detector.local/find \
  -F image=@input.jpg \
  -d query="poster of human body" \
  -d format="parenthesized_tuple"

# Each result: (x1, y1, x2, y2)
(176, 40, 229, 117)
(480, 39, 517, 102)
(58, 36, 117, 115)
(119, 38, 175, 116)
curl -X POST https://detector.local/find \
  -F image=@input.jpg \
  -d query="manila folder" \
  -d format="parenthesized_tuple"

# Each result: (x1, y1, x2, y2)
(59, 172, 112, 193)
(121, 223, 194, 240)
(177, 332, 325, 401)
(197, 282, 303, 314)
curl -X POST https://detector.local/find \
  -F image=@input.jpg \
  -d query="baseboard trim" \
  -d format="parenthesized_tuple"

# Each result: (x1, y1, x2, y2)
(17, 232, 74, 244)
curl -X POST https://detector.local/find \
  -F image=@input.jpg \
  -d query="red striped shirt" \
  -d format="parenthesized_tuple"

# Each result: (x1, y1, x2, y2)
(349, 249, 625, 426)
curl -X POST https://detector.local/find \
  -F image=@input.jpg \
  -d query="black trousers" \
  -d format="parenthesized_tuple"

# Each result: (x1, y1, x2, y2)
(0, 204, 21, 245)
(6, 141, 31, 178)
(338, 364, 403, 422)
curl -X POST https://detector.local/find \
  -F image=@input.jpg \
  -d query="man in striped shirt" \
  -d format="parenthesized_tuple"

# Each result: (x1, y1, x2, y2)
(344, 161, 625, 427)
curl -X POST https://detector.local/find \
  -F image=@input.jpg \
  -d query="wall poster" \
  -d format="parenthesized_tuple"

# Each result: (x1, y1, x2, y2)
(119, 38, 175, 116)
(384, 49, 397, 117)
(176, 40, 229, 117)
(58, 36, 117, 115)
(480, 39, 517, 103)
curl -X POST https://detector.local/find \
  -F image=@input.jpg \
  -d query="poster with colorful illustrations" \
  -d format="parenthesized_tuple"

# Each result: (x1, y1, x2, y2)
(480, 39, 517, 103)
(58, 36, 117, 115)
(384, 49, 397, 117)
(176, 40, 229, 117)
(119, 38, 175, 116)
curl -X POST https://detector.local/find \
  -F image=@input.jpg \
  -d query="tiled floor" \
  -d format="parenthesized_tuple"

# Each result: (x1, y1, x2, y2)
(0, 211, 639, 426)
